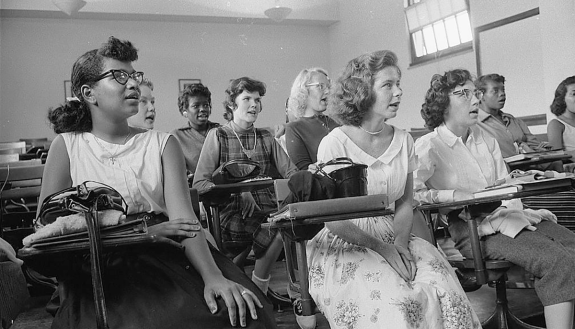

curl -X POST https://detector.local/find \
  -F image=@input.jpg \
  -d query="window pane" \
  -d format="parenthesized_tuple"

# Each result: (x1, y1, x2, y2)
(450, 0, 467, 13)
(427, 0, 441, 22)
(422, 25, 437, 54)
(433, 21, 449, 50)
(406, 7, 420, 31)
(438, 0, 453, 17)
(412, 30, 426, 57)
(456, 11, 472, 42)
(444, 15, 461, 47)
(415, 2, 430, 26)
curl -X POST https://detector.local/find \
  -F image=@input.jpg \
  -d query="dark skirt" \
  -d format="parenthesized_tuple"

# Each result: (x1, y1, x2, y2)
(50, 245, 277, 329)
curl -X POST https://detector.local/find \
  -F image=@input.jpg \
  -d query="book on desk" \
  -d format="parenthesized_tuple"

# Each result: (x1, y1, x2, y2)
(268, 194, 389, 222)
(503, 149, 566, 163)
(473, 175, 574, 199)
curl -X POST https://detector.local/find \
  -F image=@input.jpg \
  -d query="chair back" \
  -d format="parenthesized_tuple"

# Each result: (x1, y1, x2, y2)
(1, 164, 44, 250)
(0, 141, 26, 154)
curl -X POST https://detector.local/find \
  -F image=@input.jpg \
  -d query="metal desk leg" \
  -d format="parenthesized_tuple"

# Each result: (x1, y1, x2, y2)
(210, 205, 223, 251)
(295, 240, 312, 316)
(466, 207, 487, 285)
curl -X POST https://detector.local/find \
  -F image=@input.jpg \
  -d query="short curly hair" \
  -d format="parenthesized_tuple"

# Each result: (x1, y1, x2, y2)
(48, 36, 138, 133)
(178, 83, 211, 114)
(421, 69, 474, 129)
(328, 50, 399, 126)
(287, 68, 329, 118)
(550, 76, 575, 116)
(475, 73, 505, 93)
(222, 77, 266, 121)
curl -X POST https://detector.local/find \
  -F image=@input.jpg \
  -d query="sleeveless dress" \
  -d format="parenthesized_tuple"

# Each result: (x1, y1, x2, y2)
(51, 130, 276, 329)
(549, 117, 575, 151)
(306, 127, 481, 329)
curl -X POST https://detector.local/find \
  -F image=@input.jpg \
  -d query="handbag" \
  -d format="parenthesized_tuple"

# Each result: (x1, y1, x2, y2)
(35, 181, 127, 227)
(314, 157, 368, 198)
(19, 182, 180, 329)
(212, 159, 261, 185)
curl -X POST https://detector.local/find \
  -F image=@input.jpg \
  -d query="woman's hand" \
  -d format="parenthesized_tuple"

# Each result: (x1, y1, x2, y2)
(239, 192, 260, 219)
(147, 218, 202, 239)
(395, 243, 416, 281)
(204, 275, 263, 327)
(373, 242, 413, 282)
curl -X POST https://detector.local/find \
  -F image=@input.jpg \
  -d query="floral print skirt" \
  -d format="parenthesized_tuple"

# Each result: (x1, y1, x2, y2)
(306, 216, 481, 329)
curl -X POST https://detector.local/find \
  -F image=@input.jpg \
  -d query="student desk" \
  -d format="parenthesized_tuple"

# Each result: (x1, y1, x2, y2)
(261, 206, 393, 323)
(416, 182, 573, 284)
(507, 153, 572, 171)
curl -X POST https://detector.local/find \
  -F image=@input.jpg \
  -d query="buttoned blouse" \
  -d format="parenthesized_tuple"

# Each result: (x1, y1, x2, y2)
(413, 124, 508, 204)
(316, 126, 416, 208)
(62, 130, 170, 215)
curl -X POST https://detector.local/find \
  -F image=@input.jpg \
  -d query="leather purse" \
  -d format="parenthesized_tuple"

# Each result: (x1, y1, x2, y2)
(36, 181, 127, 227)
(212, 159, 261, 185)
(18, 182, 180, 329)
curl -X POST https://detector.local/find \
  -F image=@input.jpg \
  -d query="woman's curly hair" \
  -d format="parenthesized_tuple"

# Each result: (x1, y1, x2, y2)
(178, 83, 211, 114)
(421, 69, 473, 129)
(222, 77, 266, 122)
(287, 68, 329, 118)
(48, 36, 138, 133)
(550, 76, 575, 116)
(328, 50, 400, 126)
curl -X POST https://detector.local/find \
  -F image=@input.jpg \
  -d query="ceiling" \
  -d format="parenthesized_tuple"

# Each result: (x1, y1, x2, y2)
(0, 0, 340, 26)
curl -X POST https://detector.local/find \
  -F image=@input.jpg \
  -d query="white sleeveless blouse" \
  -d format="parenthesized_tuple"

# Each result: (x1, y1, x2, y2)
(551, 117, 575, 151)
(62, 130, 170, 215)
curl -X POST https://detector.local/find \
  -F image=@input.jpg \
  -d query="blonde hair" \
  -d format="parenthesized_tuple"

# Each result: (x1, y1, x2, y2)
(287, 68, 328, 118)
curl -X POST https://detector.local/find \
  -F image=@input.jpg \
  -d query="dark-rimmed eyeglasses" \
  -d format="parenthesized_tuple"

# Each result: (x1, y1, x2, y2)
(306, 82, 330, 91)
(95, 69, 144, 85)
(449, 88, 483, 100)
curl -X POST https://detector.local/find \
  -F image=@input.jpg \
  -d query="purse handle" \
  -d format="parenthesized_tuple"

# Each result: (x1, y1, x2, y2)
(314, 157, 357, 180)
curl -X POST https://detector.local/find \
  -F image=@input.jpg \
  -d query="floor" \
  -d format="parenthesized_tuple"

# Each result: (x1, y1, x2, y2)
(10, 260, 545, 329)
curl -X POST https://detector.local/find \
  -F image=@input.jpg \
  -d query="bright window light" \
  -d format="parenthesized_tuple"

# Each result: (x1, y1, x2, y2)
(404, 0, 473, 63)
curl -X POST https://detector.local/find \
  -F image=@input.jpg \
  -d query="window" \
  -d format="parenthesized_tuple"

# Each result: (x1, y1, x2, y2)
(404, 0, 473, 65)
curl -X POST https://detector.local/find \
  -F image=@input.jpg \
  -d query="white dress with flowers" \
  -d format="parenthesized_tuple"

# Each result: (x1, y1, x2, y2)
(306, 127, 481, 329)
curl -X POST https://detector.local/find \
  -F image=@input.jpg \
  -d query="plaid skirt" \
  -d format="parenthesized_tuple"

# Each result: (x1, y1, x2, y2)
(219, 192, 278, 259)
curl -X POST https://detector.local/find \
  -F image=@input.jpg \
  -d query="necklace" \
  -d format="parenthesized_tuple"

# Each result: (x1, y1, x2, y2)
(93, 127, 131, 165)
(359, 124, 385, 135)
(316, 115, 330, 131)
(231, 126, 257, 159)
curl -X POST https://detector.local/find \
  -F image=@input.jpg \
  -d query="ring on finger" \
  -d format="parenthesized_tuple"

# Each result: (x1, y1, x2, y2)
(241, 290, 248, 296)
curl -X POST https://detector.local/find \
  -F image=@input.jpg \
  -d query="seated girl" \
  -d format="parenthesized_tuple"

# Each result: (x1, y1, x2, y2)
(285, 67, 339, 170)
(40, 36, 276, 328)
(306, 50, 481, 329)
(548, 75, 575, 172)
(192, 77, 297, 294)
(414, 69, 575, 329)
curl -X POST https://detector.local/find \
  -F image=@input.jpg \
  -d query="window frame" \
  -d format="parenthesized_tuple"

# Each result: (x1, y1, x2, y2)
(404, 0, 473, 66)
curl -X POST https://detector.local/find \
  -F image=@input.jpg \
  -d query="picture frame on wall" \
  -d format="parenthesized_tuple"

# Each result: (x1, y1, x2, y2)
(64, 80, 73, 101)
(179, 79, 202, 92)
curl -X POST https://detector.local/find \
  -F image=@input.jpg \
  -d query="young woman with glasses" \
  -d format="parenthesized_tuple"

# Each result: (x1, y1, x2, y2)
(40, 36, 276, 329)
(285, 67, 339, 170)
(414, 69, 575, 329)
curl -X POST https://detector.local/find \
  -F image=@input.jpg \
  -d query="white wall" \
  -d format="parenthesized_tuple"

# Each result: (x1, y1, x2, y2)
(0, 17, 330, 141)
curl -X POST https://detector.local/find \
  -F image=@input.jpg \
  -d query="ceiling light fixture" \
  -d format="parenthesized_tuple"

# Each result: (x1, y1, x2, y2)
(264, 1, 292, 22)
(52, 0, 86, 16)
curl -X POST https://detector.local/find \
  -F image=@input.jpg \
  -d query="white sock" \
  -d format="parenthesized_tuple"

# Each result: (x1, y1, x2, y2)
(251, 272, 271, 294)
